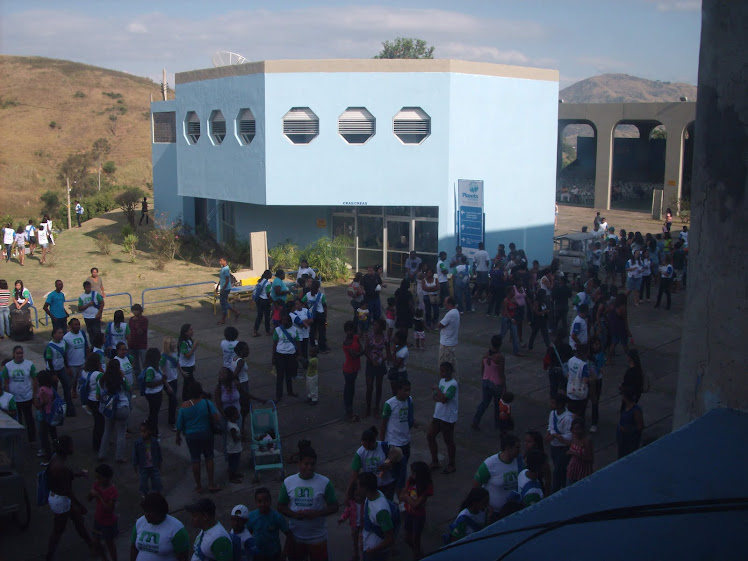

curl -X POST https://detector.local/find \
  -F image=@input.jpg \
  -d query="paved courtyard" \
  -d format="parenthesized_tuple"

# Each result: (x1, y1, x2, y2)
(1, 205, 686, 560)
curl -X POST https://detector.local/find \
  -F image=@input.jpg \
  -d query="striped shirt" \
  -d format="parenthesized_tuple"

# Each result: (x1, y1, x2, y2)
(0, 290, 10, 307)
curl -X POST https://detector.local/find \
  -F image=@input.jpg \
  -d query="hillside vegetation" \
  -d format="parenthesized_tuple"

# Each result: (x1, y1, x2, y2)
(560, 73, 697, 103)
(0, 56, 162, 221)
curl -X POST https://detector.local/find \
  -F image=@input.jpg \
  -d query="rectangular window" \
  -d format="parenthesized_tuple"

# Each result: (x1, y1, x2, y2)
(153, 112, 176, 143)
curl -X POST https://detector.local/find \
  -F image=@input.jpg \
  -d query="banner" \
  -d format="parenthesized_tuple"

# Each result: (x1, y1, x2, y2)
(457, 179, 484, 258)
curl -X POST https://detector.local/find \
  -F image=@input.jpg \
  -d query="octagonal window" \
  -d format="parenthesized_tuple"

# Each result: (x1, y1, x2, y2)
(339, 107, 375, 145)
(283, 107, 319, 145)
(209, 110, 226, 145)
(236, 108, 256, 145)
(393, 107, 431, 145)
(185, 111, 200, 145)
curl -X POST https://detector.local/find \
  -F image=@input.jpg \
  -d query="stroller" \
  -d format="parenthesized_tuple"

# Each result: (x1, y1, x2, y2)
(248, 400, 284, 482)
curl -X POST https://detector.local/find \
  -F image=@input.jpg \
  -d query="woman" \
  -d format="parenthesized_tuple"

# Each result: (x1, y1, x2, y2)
(1, 345, 38, 445)
(499, 286, 521, 356)
(528, 290, 551, 351)
(45, 435, 96, 560)
(341, 321, 362, 422)
(86, 267, 106, 297)
(131, 493, 190, 561)
(364, 318, 390, 418)
(0, 279, 9, 338)
(143, 347, 172, 438)
(523, 431, 552, 497)
(105, 310, 129, 358)
(177, 323, 198, 401)
(80, 353, 105, 451)
(272, 313, 300, 402)
(13, 280, 32, 309)
(98, 360, 132, 463)
(13, 225, 26, 266)
(620, 349, 644, 405)
(348, 272, 365, 328)
(486, 261, 506, 317)
(114, 342, 136, 396)
(394, 279, 414, 337)
(664, 207, 673, 232)
(348, 426, 397, 501)
(639, 249, 653, 303)
(625, 250, 643, 307)
(175, 381, 221, 493)
(566, 418, 594, 485)
(253, 269, 273, 337)
(617, 387, 644, 459)
(654, 254, 674, 310)
(421, 268, 440, 330)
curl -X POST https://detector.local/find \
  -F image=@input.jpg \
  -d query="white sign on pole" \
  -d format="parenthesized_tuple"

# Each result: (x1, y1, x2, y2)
(457, 179, 484, 259)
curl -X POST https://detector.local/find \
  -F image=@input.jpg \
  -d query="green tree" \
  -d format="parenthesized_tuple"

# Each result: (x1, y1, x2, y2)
(374, 37, 435, 59)
(102, 161, 117, 176)
(91, 137, 111, 191)
(115, 187, 146, 227)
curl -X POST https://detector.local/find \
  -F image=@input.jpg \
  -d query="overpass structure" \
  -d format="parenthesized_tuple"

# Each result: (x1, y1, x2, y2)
(558, 101, 696, 215)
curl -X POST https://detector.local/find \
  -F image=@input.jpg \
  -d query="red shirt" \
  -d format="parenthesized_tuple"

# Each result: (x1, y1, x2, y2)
(128, 315, 149, 349)
(343, 335, 361, 373)
(93, 482, 118, 526)
(404, 479, 433, 517)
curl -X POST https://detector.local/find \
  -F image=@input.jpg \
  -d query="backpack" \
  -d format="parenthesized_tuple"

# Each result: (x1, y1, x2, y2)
(99, 390, 119, 419)
(45, 390, 67, 427)
(77, 371, 93, 406)
(456, 265, 470, 288)
(364, 497, 401, 540)
(36, 465, 50, 506)
(253, 279, 267, 303)
(137, 369, 148, 396)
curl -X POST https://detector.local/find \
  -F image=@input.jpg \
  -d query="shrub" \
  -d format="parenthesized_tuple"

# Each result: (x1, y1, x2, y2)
(94, 232, 113, 255)
(48, 121, 58, 129)
(303, 236, 352, 282)
(120, 224, 134, 239)
(200, 249, 215, 268)
(115, 187, 145, 226)
(268, 240, 300, 272)
(40, 190, 61, 217)
(102, 161, 116, 175)
(83, 189, 117, 220)
(73, 91, 86, 98)
(146, 219, 182, 264)
(122, 233, 138, 263)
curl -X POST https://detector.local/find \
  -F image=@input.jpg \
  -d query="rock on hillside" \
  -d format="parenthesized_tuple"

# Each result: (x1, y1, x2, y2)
(560, 73, 697, 104)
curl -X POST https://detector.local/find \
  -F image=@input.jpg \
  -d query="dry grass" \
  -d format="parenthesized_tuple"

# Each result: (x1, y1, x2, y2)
(0, 55, 161, 218)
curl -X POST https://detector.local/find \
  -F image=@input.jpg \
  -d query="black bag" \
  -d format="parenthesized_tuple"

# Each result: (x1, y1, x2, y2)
(10, 307, 33, 341)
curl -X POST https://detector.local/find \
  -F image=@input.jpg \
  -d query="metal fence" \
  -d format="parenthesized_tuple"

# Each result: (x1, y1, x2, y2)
(141, 281, 216, 309)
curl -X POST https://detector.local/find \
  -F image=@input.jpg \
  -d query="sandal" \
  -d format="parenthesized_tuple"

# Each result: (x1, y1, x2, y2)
(442, 465, 456, 475)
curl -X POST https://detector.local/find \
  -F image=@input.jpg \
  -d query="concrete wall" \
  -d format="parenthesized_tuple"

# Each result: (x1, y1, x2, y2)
(150, 100, 183, 224)
(673, 0, 748, 428)
(232, 203, 330, 249)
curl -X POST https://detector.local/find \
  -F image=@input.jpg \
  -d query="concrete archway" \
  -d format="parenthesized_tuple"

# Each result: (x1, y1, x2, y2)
(557, 120, 596, 207)
(611, 119, 666, 211)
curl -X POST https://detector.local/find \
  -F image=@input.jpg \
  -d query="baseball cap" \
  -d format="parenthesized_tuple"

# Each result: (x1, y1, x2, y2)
(185, 498, 216, 515)
(231, 504, 249, 519)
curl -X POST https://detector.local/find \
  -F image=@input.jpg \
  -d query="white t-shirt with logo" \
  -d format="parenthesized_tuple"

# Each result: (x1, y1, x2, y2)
(231, 355, 249, 384)
(437, 259, 449, 283)
(78, 291, 103, 319)
(132, 514, 190, 561)
(566, 356, 590, 400)
(63, 331, 89, 367)
(434, 378, 458, 424)
(569, 315, 588, 350)
(439, 308, 460, 347)
(273, 325, 299, 355)
(473, 250, 491, 272)
(2, 228, 15, 245)
(474, 454, 522, 511)
(1, 360, 38, 402)
(81, 370, 103, 402)
(220, 340, 238, 370)
(116, 355, 135, 387)
(382, 396, 412, 446)
(290, 308, 311, 339)
(37, 227, 49, 245)
(278, 473, 337, 543)
(362, 491, 394, 552)
(191, 521, 232, 561)
(353, 442, 394, 486)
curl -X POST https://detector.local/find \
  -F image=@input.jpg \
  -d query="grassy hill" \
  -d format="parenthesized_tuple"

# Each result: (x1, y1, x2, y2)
(0, 56, 162, 220)
(560, 73, 697, 103)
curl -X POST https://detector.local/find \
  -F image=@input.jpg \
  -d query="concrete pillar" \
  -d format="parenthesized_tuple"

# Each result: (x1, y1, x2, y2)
(661, 120, 686, 216)
(673, 0, 748, 429)
(556, 122, 566, 177)
(593, 120, 614, 210)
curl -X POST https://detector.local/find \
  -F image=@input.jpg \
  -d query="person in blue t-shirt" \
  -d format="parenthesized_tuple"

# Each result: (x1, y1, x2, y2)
(43, 279, 69, 332)
(246, 487, 290, 561)
(218, 257, 240, 325)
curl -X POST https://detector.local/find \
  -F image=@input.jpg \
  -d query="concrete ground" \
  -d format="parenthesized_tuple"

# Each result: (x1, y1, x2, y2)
(0, 205, 685, 561)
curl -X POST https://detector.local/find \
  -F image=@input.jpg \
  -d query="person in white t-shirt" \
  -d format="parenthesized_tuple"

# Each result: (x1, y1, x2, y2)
(295, 259, 316, 284)
(131, 492, 190, 560)
(228, 504, 256, 561)
(545, 394, 573, 492)
(380, 381, 413, 493)
(36, 222, 50, 264)
(436, 251, 450, 305)
(473, 242, 491, 303)
(357, 472, 395, 559)
(13, 227, 26, 265)
(2, 223, 14, 263)
(566, 345, 590, 418)
(437, 297, 460, 379)
(625, 250, 643, 307)
(427, 362, 458, 474)
(569, 304, 588, 351)
(186, 498, 233, 561)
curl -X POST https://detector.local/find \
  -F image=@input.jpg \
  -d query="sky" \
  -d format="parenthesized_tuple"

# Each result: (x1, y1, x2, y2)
(0, 0, 702, 89)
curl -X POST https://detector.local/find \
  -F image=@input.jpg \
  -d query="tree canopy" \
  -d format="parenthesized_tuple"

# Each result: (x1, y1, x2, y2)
(374, 37, 435, 59)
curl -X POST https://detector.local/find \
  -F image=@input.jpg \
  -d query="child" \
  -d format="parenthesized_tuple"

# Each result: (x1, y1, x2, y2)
(105, 309, 130, 358)
(377, 446, 403, 481)
(498, 390, 515, 433)
(221, 326, 240, 371)
(413, 308, 426, 351)
(0, 380, 17, 419)
(91, 332, 107, 372)
(132, 420, 163, 498)
(161, 336, 183, 431)
(229, 504, 256, 561)
(517, 450, 547, 507)
(566, 418, 594, 485)
(271, 300, 284, 330)
(427, 362, 458, 473)
(356, 300, 370, 336)
(306, 346, 319, 405)
(385, 297, 396, 341)
(225, 406, 243, 484)
(36, 369, 58, 461)
(247, 487, 290, 561)
(589, 336, 606, 433)
(338, 480, 364, 561)
(447, 487, 489, 542)
(400, 461, 433, 559)
(88, 463, 118, 561)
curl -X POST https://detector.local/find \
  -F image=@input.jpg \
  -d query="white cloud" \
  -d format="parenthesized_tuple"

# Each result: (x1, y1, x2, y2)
(127, 22, 147, 34)
(576, 56, 632, 73)
(439, 42, 530, 65)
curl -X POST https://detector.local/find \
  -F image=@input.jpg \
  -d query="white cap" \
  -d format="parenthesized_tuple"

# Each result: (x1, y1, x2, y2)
(231, 504, 249, 519)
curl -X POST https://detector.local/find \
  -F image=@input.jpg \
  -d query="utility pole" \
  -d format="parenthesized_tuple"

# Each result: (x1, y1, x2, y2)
(66, 177, 72, 230)
(162, 68, 167, 101)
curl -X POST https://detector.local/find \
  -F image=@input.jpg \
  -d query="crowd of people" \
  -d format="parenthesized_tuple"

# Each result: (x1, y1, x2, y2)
(1, 215, 56, 266)
(0, 207, 683, 560)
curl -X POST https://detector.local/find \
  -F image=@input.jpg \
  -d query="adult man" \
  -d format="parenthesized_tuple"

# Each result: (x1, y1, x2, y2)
(78, 280, 104, 340)
(473, 433, 523, 522)
(2, 222, 14, 262)
(437, 297, 460, 379)
(139, 197, 150, 225)
(63, 318, 90, 410)
(404, 251, 422, 284)
(360, 265, 383, 322)
(546, 394, 573, 492)
(75, 200, 84, 227)
(128, 304, 149, 378)
(43, 280, 69, 333)
(217, 257, 239, 325)
(186, 498, 233, 561)
(436, 251, 450, 305)
(449, 245, 464, 268)
(472, 242, 491, 303)
(271, 269, 289, 304)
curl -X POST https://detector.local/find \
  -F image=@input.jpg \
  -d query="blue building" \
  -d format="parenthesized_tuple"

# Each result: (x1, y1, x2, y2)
(151, 59, 559, 276)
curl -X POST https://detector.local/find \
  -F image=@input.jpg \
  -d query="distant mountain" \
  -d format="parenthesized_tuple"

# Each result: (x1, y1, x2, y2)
(560, 73, 697, 104)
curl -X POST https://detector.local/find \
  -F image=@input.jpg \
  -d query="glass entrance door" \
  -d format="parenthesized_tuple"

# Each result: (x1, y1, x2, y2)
(386, 219, 410, 279)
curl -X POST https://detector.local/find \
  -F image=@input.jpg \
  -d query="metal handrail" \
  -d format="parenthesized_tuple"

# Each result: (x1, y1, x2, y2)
(141, 281, 216, 309)
(28, 305, 42, 328)
(63, 292, 134, 315)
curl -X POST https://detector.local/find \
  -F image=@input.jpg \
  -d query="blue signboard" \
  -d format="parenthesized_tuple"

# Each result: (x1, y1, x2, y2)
(457, 179, 484, 258)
